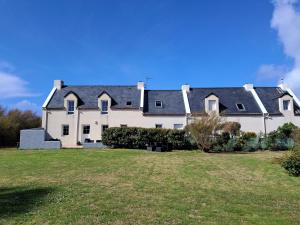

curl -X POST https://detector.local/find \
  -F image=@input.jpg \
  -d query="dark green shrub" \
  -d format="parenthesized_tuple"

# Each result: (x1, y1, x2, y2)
(102, 127, 195, 150)
(281, 150, 300, 176)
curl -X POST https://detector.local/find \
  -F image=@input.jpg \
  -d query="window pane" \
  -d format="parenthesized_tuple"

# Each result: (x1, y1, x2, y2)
(283, 100, 290, 110)
(155, 101, 162, 107)
(68, 101, 75, 114)
(62, 125, 69, 135)
(83, 125, 90, 134)
(174, 124, 184, 129)
(101, 100, 108, 113)
(208, 100, 216, 111)
(155, 124, 163, 128)
(102, 125, 109, 133)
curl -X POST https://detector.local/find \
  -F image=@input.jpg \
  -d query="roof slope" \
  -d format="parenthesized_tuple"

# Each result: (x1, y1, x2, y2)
(188, 87, 262, 115)
(255, 87, 300, 115)
(143, 90, 186, 115)
(47, 85, 141, 109)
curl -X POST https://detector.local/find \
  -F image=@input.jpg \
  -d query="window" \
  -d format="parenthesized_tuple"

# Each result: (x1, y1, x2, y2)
(236, 103, 245, 111)
(101, 100, 108, 114)
(155, 124, 163, 128)
(120, 124, 127, 128)
(102, 125, 109, 133)
(83, 125, 90, 134)
(67, 100, 75, 114)
(62, 125, 69, 136)
(208, 100, 217, 111)
(174, 124, 184, 129)
(155, 100, 162, 108)
(283, 100, 290, 111)
(126, 101, 132, 106)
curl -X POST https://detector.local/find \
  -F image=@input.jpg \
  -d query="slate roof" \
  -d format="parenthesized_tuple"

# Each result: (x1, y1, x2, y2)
(46, 85, 141, 109)
(187, 87, 262, 115)
(143, 90, 186, 115)
(255, 87, 300, 115)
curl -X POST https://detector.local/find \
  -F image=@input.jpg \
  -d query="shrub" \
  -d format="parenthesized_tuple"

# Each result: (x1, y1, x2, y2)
(102, 127, 195, 150)
(186, 113, 223, 152)
(281, 149, 300, 177)
(223, 122, 241, 137)
(293, 128, 300, 149)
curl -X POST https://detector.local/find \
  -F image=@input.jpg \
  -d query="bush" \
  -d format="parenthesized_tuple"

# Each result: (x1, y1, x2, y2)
(186, 114, 223, 152)
(293, 128, 300, 149)
(281, 149, 300, 177)
(102, 127, 195, 150)
(223, 122, 241, 136)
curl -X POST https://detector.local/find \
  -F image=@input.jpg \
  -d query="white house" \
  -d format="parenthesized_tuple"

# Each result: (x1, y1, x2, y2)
(42, 80, 300, 147)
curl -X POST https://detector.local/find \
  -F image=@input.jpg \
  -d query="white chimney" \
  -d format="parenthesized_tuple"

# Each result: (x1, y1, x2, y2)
(278, 83, 288, 91)
(243, 83, 254, 91)
(54, 80, 64, 90)
(181, 84, 190, 93)
(137, 81, 144, 90)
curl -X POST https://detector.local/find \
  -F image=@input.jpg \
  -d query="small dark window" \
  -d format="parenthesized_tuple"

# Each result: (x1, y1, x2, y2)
(62, 125, 69, 136)
(155, 124, 163, 128)
(126, 101, 132, 106)
(236, 103, 245, 111)
(102, 125, 109, 133)
(67, 100, 75, 114)
(155, 100, 162, 108)
(120, 124, 127, 128)
(101, 100, 108, 114)
(83, 125, 90, 134)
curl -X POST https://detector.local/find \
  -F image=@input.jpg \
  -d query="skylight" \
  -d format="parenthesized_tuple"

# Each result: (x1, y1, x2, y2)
(155, 100, 162, 108)
(126, 101, 132, 106)
(236, 103, 245, 111)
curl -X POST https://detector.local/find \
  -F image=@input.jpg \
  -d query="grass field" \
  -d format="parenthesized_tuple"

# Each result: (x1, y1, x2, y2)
(0, 149, 299, 225)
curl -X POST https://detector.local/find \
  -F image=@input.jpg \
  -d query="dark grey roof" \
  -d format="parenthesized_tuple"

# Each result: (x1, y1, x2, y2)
(188, 87, 262, 115)
(47, 85, 141, 109)
(255, 87, 300, 115)
(143, 90, 186, 115)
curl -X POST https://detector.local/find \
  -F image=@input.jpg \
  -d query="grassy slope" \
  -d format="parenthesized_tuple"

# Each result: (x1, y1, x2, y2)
(0, 149, 299, 225)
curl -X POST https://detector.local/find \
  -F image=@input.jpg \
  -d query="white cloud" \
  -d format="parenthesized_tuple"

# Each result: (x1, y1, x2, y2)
(271, 0, 300, 94)
(11, 100, 41, 114)
(257, 64, 289, 80)
(0, 71, 36, 99)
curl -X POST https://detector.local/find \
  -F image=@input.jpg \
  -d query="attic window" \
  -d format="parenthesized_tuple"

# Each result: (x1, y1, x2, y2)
(155, 100, 162, 108)
(126, 101, 132, 106)
(236, 103, 245, 111)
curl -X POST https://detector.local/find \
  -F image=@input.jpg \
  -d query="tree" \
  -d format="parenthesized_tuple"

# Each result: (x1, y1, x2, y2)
(186, 113, 223, 152)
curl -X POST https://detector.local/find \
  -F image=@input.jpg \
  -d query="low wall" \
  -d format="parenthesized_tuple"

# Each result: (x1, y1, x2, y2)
(19, 128, 61, 150)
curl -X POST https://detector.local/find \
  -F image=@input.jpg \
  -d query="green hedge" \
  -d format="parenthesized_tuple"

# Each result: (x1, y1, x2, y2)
(102, 127, 196, 150)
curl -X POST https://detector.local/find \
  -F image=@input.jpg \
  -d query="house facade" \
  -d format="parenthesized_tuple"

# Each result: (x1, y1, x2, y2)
(42, 80, 300, 147)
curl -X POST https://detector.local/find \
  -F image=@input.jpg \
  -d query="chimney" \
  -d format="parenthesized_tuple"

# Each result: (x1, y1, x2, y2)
(181, 84, 190, 93)
(243, 83, 254, 91)
(137, 81, 144, 90)
(54, 80, 64, 90)
(278, 83, 288, 91)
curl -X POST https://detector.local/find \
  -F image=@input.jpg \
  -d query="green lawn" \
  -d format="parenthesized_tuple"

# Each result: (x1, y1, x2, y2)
(0, 149, 299, 225)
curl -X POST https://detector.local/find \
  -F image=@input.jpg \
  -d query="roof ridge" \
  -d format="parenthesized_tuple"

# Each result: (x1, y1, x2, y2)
(64, 85, 136, 88)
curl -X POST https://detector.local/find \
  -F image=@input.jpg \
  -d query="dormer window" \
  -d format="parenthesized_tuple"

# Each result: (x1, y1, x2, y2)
(101, 100, 108, 114)
(67, 100, 75, 114)
(236, 103, 245, 111)
(126, 101, 132, 106)
(283, 100, 291, 111)
(208, 100, 217, 111)
(155, 100, 162, 108)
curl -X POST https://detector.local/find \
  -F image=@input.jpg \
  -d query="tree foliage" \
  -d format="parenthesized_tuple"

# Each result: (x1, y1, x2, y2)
(0, 106, 41, 147)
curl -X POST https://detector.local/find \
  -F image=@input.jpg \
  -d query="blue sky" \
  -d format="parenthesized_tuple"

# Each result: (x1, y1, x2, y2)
(0, 0, 299, 114)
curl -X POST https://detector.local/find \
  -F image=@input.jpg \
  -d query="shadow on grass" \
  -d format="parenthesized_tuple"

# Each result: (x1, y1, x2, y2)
(0, 186, 55, 218)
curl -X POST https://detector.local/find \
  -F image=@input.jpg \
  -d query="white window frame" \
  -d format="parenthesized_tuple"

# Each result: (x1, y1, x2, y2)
(208, 100, 217, 111)
(155, 100, 162, 108)
(283, 100, 291, 111)
(174, 124, 184, 129)
(67, 100, 75, 114)
(236, 103, 246, 111)
(101, 100, 108, 114)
